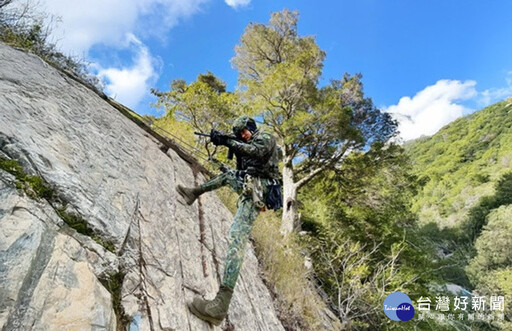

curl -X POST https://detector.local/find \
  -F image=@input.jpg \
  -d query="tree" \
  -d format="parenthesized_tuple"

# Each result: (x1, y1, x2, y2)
(460, 171, 512, 242)
(298, 143, 439, 329)
(0, 0, 13, 9)
(232, 10, 397, 234)
(466, 205, 512, 330)
(152, 72, 249, 160)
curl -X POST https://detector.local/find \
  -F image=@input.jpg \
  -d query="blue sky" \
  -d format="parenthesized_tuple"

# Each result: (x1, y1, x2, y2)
(36, 0, 512, 140)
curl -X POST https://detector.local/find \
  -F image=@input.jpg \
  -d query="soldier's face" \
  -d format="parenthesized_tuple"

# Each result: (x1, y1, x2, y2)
(240, 128, 252, 142)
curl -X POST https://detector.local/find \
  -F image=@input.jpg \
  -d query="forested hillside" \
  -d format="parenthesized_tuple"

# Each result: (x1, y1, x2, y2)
(406, 98, 512, 227)
(405, 98, 512, 330)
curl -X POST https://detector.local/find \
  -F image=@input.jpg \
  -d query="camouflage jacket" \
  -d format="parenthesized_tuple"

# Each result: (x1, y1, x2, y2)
(226, 130, 281, 180)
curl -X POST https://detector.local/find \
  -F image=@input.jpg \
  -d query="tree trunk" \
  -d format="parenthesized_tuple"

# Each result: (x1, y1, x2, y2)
(280, 163, 300, 235)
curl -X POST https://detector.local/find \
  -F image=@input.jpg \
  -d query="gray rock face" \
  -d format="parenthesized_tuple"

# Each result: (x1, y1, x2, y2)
(0, 43, 284, 330)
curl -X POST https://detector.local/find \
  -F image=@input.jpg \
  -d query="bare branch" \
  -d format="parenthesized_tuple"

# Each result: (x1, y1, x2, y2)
(295, 143, 351, 189)
(0, 0, 13, 10)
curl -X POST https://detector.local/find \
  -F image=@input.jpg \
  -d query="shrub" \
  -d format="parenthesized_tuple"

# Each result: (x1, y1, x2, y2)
(0, 0, 103, 90)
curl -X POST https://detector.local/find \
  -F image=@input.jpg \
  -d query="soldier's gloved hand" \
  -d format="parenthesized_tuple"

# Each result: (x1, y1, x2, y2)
(210, 129, 229, 146)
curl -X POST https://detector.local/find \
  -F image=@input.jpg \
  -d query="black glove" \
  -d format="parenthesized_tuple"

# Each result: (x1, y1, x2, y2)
(210, 129, 229, 146)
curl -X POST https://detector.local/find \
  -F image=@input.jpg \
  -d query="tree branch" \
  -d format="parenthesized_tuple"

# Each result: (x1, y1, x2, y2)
(295, 143, 351, 189)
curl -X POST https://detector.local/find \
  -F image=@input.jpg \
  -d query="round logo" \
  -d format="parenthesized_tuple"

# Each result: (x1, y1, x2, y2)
(383, 292, 415, 321)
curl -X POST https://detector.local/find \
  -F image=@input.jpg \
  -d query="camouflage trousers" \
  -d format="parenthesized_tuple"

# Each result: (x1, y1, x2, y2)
(199, 170, 268, 290)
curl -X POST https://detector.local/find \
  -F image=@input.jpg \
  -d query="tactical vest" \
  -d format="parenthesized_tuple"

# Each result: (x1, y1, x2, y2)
(236, 131, 282, 180)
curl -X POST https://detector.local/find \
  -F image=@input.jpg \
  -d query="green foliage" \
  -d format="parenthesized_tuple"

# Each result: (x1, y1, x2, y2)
(233, 10, 323, 116)
(99, 272, 131, 330)
(494, 171, 512, 206)
(298, 143, 440, 328)
(1, 156, 115, 252)
(152, 112, 196, 146)
(0, 0, 102, 89)
(231, 9, 397, 234)
(460, 172, 512, 242)
(151, 71, 249, 161)
(298, 139, 506, 329)
(301, 143, 417, 246)
(467, 205, 512, 276)
(56, 207, 116, 253)
(141, 115, 156, 125)
(0, 156, 54, 200)
(197, 71, 227, 93)
(407, 99, 512, 226)
(466, 205, 512, 330)
(232, 10, 396, 162)
(408, 113, 512, 288)
(406, 100, 512, 329)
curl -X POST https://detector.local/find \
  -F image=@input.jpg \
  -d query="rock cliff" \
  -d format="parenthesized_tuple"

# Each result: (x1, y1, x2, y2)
(0, 42, 284, 330)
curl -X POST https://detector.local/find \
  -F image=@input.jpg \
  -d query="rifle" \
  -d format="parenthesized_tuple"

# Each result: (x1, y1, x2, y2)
(194, 131, 238, 160)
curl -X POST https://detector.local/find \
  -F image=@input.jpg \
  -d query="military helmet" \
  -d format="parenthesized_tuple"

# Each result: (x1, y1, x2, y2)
(232, 116, 257, 136)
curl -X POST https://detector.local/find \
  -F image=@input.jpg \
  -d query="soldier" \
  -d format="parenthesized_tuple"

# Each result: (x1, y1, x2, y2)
(177, 115, 282, 326)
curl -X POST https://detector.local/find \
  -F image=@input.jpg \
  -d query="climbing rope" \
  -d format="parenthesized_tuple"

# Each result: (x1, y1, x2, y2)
(139, 118, 227, 172)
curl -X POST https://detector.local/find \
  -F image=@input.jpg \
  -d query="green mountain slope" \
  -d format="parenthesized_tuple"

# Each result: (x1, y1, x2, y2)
(406, 97, 512, 226)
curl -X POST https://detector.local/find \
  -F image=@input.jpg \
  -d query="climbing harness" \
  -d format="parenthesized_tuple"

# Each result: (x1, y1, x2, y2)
(241, 174, 265, 209)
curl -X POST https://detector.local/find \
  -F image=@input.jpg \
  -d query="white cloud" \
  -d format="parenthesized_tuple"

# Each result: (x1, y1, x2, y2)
(35, 0, 210, 110)
(224, 0, 251, 9)
(40, 0, 211, 55)
(97, 35, 159, 108)
(478, 72, 512, 107)
(384, 80, 477, 141)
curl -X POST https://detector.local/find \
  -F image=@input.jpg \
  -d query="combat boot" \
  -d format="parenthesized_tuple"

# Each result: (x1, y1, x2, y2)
(188, 285, 233, 326)
(177, 185, 206, 205)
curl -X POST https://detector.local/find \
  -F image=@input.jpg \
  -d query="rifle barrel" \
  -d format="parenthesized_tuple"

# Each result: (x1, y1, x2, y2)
(194, 132, 210, 137)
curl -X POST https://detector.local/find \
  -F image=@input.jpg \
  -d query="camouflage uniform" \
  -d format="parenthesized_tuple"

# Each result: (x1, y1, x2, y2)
(182, 116, 281, 325)
(198, 128, 279, 289)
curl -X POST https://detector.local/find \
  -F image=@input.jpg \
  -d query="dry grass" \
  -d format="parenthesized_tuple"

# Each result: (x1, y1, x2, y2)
(251, 211, 339, 330)
(215, 188, 339, 329)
